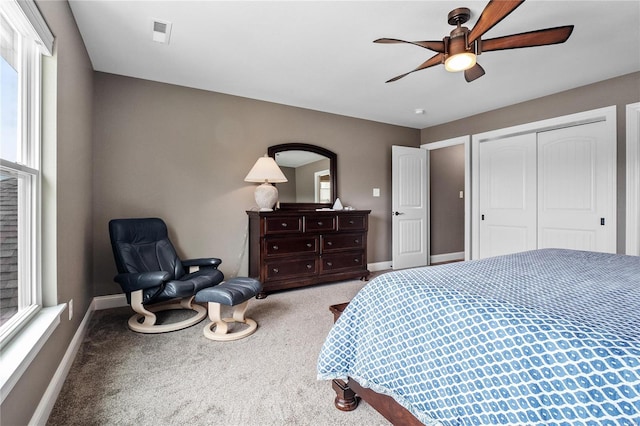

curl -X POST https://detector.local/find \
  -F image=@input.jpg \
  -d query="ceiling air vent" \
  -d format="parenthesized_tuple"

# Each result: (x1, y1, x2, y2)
(152, 19, 172, 44)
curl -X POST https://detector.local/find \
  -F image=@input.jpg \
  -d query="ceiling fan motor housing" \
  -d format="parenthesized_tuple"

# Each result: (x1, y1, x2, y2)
(446, 8, 475, 58)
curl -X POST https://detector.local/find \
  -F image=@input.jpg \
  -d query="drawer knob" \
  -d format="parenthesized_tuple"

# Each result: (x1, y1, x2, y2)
(354, 239, 360, 244)
(306, 243, 312, 248)
(281, 223, 288, 228)
(349, 220, 354, 224)
(306, 264, 312, 269)
(354, 259, 360, 263)
(317, 221, 323, 226)
(272, 268, 279, 273)
(327, 241, 333, 246)
(272, 245, 279, 250)
(326, 262, 333, 266)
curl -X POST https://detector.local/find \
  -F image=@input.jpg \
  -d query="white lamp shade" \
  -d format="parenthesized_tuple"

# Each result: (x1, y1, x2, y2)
(244, 155, 288, 183)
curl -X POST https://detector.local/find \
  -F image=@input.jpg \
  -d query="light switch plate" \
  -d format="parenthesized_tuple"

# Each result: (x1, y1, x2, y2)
(373, 188, 380, 197)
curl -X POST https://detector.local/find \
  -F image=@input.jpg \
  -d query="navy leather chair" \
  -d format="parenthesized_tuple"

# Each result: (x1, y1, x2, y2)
(109, 218, 224, 333)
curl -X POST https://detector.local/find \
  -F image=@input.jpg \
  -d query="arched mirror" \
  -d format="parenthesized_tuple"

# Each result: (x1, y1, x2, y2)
(268, 143, 337, 210)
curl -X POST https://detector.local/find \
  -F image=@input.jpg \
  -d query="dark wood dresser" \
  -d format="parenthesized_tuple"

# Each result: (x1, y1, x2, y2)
(247, 210, 370, 298)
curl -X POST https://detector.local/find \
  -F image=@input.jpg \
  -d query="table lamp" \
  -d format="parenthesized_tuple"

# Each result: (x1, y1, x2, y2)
(244, 154, 288, 211)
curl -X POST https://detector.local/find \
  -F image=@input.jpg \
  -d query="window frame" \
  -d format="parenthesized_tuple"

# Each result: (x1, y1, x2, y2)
(0, 0, 63, 407)
(0, 0, 48, 348)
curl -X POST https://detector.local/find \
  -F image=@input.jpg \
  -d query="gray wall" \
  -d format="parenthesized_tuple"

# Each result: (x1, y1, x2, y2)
(422, 72, 640, 254)
(0, 1, 94, 425)
(91, 72, 420, 296)
(430, 144, 465, 256)
(278, 166, 297, 203)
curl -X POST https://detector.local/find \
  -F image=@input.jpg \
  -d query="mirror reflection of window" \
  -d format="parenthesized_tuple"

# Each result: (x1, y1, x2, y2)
(274, 151, 330, 203)
(316, 171, 331, 203)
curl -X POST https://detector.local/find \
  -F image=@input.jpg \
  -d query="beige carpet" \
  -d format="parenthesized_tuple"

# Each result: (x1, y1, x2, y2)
(47, 278, 392, 426)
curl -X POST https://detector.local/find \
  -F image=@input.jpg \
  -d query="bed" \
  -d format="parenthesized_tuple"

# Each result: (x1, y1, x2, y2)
(317, 249, 640, 425)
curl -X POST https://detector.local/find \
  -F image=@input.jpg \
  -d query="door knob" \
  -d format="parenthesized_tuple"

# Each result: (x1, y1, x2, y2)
(393, 211, 404, 216)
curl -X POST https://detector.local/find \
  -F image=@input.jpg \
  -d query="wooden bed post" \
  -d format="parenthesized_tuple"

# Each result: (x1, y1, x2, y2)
(332, 379, 358, 411)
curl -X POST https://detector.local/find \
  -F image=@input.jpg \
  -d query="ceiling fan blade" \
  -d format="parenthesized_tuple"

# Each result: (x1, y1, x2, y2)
(481, 26, 574, 52)
(386, 53, 444, 83)
(468, 0, 525, 45)
(374, 38, 445, 53)
(464, 63, 485, 82)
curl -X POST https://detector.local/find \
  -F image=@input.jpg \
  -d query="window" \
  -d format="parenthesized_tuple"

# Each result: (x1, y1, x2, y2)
(0, 0, 52, 347)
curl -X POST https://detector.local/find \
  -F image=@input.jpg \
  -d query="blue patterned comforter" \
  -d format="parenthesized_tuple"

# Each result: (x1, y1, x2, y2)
(317, 249, 640, 425)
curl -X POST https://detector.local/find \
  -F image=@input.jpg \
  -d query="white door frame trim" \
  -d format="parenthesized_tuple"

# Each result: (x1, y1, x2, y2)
(421, 136, 471, 261)
(626, 102, 640, 255)
(471, 105, 617, 259)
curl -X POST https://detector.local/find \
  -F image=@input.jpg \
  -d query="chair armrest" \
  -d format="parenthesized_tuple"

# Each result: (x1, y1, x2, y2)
(182, 258, 222, 269)
(114, 271, 171, 293)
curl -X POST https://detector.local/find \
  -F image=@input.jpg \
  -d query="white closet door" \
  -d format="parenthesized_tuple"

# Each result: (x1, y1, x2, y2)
(478, 133, 537, 258)
(537, 121, 616, 253)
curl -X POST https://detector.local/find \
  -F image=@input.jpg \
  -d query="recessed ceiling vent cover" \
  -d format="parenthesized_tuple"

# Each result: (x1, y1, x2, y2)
(152, 19, 172, 44)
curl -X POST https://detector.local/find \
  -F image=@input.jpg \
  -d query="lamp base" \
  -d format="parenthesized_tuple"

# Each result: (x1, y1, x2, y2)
(254, 183, 278, 211)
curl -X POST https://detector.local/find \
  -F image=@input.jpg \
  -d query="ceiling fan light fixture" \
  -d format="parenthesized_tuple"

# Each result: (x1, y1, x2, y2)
(444, 52, 476, 72)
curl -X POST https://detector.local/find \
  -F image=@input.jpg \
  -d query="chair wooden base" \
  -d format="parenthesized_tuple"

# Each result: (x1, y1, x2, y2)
(202, 300, 258, 341)
(128, 293, 207, 333)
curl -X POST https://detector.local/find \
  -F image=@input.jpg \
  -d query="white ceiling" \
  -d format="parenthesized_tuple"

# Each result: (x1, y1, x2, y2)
(68, 0, 640, 129)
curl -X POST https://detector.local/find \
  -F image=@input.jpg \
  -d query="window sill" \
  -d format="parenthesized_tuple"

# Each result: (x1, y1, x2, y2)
(0, 304, 66, 403)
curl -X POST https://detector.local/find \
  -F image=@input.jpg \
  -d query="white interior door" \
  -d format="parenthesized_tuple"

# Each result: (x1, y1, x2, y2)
(478, 134, 537, 258)
(392, 145, 428, 269)
(537, 121, 616, 253)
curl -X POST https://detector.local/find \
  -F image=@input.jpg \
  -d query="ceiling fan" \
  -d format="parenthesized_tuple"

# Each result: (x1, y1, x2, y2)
(374, 0, 574, 83)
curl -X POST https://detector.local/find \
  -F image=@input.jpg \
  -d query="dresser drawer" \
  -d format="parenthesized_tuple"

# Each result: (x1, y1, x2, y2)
(264, 257, 318, 281)
(321, 251, 365, 274)
(264, 236, 318, 257)
(338, 214, 367, 231)
(264, 216, 303, 234)
(321, 233, 365, 253)
(304, 216, 336, 232)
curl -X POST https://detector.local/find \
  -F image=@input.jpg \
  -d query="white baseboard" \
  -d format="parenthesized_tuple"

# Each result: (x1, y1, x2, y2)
(93, 293, 127, 310)
(368, 253, 463, 272)
(430, 251, 465, 264)
(29, 300, 95, 426)
(29, 293, 129, 425)
(368, 261, 392, 272)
